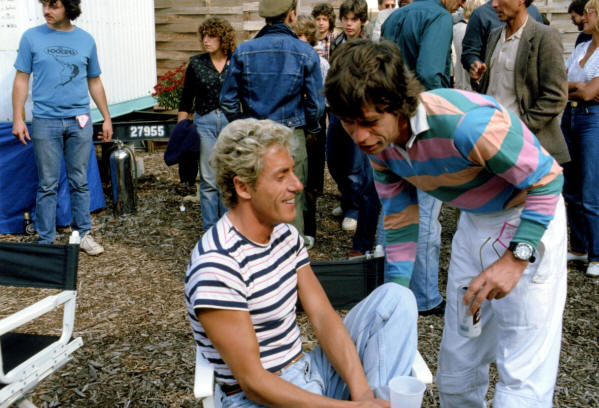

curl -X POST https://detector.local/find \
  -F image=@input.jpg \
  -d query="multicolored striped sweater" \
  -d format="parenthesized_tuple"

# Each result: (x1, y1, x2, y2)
(371, 89, 563, 286)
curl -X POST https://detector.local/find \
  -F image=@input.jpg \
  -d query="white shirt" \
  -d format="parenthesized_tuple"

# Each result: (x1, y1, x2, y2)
(487, 18, 528, 117)
(565, 40, 599, 83)
(453, 21, 471, 91)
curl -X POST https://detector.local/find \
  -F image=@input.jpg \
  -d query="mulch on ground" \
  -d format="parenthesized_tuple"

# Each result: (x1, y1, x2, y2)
(1, 151, 597, 407)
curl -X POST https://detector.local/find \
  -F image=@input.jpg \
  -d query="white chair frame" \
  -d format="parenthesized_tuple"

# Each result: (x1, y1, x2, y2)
(0, 243, 83, 408)
(194, 346, 432, 408)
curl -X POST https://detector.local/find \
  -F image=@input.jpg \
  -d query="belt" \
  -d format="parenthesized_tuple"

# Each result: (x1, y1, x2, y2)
(568, 100, 599, 108)
(220, 352, 305, 396)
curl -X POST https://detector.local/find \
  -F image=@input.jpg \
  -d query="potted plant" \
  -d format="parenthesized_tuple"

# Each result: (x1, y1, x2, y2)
(152, 62, 187, 112)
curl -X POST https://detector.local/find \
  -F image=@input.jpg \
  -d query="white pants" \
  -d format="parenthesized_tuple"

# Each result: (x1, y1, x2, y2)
(437, 198, 567, 407)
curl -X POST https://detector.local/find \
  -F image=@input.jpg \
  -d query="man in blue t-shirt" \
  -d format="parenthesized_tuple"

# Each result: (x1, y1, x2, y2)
(12, 0, 112, 255)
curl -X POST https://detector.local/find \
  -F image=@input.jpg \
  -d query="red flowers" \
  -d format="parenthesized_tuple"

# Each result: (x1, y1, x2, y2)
(152, 62, 187, 110)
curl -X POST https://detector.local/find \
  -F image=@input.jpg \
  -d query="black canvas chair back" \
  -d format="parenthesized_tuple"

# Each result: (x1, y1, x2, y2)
(310, 256, 385, 309)
(0, 242, 78, 290)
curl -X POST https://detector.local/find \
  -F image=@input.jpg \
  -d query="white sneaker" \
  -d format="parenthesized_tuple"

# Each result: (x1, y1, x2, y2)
(304, 235, 315, 250)
(80, 234, 104, 256)
(332, 206, 343, 217)
(586, 262, 599, 277)
(567, 252, 587, 262)
(183, 195, 200, 203)
(342, 217, 357, 232)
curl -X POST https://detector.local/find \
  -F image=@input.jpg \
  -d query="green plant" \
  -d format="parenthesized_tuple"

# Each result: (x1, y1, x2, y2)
(152, 62, 187, 110)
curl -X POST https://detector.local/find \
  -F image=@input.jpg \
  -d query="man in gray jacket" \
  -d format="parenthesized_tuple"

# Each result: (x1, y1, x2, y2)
(472, 0, 569, 164)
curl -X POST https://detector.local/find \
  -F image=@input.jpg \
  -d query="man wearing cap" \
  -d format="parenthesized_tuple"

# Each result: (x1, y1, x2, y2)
(220, 0, 325, 238)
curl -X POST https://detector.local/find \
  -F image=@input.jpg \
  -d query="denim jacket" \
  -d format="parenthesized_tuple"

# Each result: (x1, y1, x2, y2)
(220, 23, 325, 133)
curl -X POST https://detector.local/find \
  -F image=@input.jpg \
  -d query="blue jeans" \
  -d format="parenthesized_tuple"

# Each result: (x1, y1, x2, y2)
(194, 109, 228, 231)
(31, 116, 92, 244)
(327, 115, 380, 252)
(217, 283, 418, 407)
(561, 103, 599, 261)
(410, 189, 443, 311)
(326, 114, 360, 220)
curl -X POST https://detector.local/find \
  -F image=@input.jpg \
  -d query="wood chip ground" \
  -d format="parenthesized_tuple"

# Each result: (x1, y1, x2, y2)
(1, 151, 597, 407)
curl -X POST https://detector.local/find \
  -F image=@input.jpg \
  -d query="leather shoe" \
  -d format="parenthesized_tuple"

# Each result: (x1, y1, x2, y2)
(348, 249, 364, 259)
(419, 300, 445, 317)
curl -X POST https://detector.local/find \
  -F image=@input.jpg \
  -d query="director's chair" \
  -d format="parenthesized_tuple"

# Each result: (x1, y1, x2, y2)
(0, 242, 83, 408)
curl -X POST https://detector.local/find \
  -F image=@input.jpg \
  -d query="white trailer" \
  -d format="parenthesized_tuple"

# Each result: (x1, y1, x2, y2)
(0, 0, 158, 124)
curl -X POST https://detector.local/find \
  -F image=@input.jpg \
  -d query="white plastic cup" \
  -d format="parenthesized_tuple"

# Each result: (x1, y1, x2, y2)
(389, 376, 426, 408)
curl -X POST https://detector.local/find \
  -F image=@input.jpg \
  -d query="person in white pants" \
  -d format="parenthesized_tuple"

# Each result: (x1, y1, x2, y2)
(438, 199, 567, 406)
(324, 39, 568, 407)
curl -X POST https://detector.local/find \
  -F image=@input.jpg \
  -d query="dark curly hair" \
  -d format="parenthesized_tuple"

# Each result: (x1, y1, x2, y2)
(39, 0, 81, 20)
(311, 3, 336, 32)
(198, 18, 237, 57)
(325, 39, 423, 120)
(294, 16, 318, 46)
(339, 0, 368, 23)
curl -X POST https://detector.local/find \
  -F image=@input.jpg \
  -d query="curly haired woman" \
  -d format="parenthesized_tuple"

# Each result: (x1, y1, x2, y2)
(178, 18, 236, 231)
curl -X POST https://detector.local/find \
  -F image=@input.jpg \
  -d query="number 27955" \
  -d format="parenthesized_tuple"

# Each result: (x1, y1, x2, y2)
(129, 125, 165, 138)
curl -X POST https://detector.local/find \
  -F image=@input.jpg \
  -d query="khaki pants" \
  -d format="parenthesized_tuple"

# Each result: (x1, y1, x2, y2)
(290, 128, 308, 236)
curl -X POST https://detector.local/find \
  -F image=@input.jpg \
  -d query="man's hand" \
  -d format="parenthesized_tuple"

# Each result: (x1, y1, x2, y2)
(463, 250, 528, 315)
(12, 119, 30, 145)
(354, 399, 389, 407)
(353, 389, 389, 407)
(469, 60, 487, 80)
(98, 118, 113, 142)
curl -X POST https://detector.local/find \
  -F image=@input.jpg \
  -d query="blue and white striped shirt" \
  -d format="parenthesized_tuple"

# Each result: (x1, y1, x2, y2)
(184, 214, 309, 385)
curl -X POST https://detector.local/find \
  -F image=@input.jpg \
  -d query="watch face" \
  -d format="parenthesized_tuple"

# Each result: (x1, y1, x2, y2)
(515, 243, 533, 260)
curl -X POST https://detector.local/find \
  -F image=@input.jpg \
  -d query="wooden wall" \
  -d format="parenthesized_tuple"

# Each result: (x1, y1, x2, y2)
(155, 0, 343, 76)
(155, 0, 578, 77)
(537, 0, 581, 58)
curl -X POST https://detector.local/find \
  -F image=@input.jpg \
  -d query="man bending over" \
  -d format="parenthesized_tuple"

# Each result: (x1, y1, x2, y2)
(325, 40, 567, 407)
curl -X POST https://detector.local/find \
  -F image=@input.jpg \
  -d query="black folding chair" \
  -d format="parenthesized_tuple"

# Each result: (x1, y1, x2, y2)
(0, 242, 83, 408)
(311, 255, 385, 309)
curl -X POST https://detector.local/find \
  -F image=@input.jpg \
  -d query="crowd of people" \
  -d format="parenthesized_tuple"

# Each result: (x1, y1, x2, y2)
(179, 0, 598, 406)
(11, 0, 598, 407)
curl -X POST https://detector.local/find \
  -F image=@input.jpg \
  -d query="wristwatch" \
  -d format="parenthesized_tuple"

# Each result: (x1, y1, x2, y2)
(508, 242, 536, 263)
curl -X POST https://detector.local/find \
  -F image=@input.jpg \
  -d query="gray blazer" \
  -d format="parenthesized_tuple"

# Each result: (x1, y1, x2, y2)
(477, 18, 570, 163)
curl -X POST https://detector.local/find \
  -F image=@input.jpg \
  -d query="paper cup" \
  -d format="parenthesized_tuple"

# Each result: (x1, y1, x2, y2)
(389, 376, 426, 408)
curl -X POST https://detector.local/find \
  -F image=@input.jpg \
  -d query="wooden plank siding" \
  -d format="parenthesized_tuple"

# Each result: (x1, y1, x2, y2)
(155, 0, 578, 77)
(155, 0, 344, 76)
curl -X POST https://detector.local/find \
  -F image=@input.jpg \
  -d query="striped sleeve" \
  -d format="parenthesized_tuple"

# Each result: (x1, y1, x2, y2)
(454, 106, 563, 248)
(186, 250, 248, 311)
(371, 159, 419, 287)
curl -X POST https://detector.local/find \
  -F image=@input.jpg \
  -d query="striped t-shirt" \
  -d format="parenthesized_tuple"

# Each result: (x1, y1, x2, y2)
(372, 89, 563, 286)
(184, 214, 309, 385)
